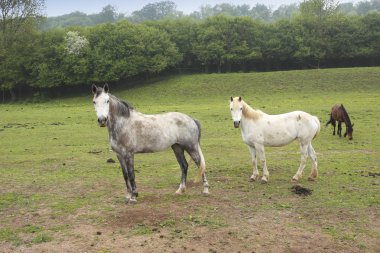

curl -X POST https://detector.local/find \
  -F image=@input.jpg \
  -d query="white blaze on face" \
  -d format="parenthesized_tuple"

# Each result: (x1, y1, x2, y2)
(230, 97, 243, 127)
(93, 92, 110, 122)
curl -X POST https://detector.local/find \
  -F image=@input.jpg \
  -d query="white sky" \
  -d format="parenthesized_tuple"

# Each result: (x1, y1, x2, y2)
(45, 0, 362, 17)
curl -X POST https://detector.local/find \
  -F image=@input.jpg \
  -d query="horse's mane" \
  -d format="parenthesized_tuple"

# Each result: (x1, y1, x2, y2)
(109, 94, 134, 118)
(242, 100, 263, 120)
(340, 104, 352, 129)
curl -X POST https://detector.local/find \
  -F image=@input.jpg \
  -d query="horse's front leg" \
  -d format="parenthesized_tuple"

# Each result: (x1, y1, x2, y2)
(256, 145, 269, 183)
(116, 154, 133, 203)
(125, 154, 138, 203)
(248, 146, 259, 181)
(344, 124, 348, 138)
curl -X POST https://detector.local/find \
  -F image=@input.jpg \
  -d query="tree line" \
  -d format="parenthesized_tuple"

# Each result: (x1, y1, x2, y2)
(42, 0, 380, 29)
(0, 0, 380, 101)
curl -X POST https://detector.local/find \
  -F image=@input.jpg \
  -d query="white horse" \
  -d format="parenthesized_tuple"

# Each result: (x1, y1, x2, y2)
(92, 84, 209, 203)
(229, 97, 320, 183)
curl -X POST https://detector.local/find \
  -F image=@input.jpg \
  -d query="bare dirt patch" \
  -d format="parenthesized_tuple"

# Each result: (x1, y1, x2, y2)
(1, 181, 378, 253)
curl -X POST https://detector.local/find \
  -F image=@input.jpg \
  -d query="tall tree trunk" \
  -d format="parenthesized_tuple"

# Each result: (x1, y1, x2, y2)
(205, 64, 209, 74)
(9, 88, 16, 102)
(226, 61, 232, 73)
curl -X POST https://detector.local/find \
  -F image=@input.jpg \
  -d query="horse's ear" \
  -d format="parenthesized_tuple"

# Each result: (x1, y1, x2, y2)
(238, 96, 242, 102)
(230, 96, 233, 102)
(103, 83, 109, 93)
(92, 84, 97, 94)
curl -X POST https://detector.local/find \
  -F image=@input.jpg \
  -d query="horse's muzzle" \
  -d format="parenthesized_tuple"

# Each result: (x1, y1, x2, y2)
(234, 121, 240, 128)
(98, 117, 107, 127)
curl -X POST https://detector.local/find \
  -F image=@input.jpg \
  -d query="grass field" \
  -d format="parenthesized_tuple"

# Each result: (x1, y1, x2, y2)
(0, 67, 379, 252)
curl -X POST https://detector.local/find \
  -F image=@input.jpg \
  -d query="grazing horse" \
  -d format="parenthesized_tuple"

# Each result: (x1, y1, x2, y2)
(325, 104, 354, 140)
(92, 84, 209, 203)
(229, 97, 320, 183)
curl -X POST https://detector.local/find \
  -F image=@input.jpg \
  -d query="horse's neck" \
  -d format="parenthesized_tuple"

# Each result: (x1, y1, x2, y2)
(107, 98, 134, 138)
(241, 101, 262, 122)
(341, 107, 352, 128)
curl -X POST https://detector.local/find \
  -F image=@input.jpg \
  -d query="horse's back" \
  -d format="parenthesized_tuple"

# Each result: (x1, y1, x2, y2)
(269, 111, 319, 141)
(331, 104, 344, 121)
(134, 111, 199, 150)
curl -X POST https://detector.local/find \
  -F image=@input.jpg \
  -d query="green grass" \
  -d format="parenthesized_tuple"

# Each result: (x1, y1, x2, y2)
(0, 67, 379, 251)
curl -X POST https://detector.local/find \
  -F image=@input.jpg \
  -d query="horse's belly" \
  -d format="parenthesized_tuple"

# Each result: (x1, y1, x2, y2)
(248, 128, 295, 147)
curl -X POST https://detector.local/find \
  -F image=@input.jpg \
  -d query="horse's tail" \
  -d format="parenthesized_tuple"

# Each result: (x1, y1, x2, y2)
(192, 119, 205, 183)
(325, 113, 332, 127)
(193, 119, 201, 143)
(313, 116, 321, 139)
(193, 144, 206, 183)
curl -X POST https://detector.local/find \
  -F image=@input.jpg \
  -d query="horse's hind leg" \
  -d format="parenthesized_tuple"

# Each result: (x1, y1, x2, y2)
(172, 144, 188, 194)
(307, 143, 318, 181)
(292, 142, 308, 182)
(187, 145, 209, 194)
(332, 119, 336, 135)
(338, 121, 342, 138)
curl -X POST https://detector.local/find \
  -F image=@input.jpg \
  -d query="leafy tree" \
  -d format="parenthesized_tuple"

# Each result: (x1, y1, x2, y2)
(296, 0, 340, 68)
(251, 4, 272, 21)
(356, 0, 377, 15)
(299, 0, 339, 22)
(29, 29, 67, 88)
(87, 21, 180, 83)
(272, 4, 299, 20)
(193, 16, 262, 73)
(260, 20, 300, 70)
(129, 1, 182, 23)
(359, 12, 380, 63)
(90, 5, 118, 24)
(0, 0, 45, 100)
(147, 18, 200, 70)
(338, 2, 356, 15)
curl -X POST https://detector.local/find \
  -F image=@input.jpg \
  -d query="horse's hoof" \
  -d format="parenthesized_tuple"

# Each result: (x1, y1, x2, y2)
(261, 178, 268, 184)
(175, 187, 186, 194)
(292, 177, 299, 183)
(308, 176, 316, 181)
(203, 188, 210, 195)
(128, 198, 137, 204)
(250, 175, 258, 182)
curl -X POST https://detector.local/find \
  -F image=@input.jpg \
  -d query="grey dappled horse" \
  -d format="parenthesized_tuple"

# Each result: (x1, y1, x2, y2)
(92, 84, 209, 203)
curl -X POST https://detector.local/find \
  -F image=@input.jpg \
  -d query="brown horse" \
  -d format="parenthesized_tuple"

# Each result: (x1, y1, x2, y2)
(325, 104, 354, 140)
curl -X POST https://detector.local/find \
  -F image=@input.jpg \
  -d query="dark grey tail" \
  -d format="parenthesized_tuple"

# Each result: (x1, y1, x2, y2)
(325, 113, 332, 127)
(194, 119, 201, 143)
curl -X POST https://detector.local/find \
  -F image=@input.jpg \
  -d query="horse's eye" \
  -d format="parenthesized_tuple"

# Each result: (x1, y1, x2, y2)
(230, 108, 233, 111)
(106, 100, 109, 104)
(240, 108, 243, 111)
(93, 101, 96, 105)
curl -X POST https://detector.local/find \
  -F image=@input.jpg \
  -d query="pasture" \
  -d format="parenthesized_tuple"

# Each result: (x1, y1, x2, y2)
(0, 67, 379, 252)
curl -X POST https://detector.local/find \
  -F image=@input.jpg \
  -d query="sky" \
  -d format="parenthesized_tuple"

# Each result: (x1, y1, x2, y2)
(44, 0, 361, 17)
